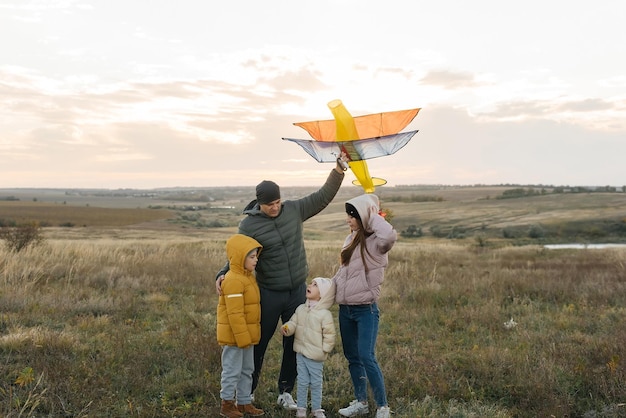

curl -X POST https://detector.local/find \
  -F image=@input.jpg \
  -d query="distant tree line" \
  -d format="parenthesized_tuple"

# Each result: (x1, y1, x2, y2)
(396, 183, 626, 191)
(497, 186, 624, 199)
(400, 219, 626, 244)
(385, 194, 444, 203)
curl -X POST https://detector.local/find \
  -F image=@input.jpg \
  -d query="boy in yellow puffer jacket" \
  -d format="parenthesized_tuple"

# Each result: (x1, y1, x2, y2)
(217, 234, 264, 417)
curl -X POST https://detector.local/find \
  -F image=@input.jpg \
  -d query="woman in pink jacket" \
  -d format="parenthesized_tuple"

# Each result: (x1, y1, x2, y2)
(333, 194, 397, 418)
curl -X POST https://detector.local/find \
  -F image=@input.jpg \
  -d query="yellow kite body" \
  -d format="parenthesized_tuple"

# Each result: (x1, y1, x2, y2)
(327, 99, 382, 193)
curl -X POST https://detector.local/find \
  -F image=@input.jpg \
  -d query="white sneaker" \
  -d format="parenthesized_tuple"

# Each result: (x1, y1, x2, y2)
(376, 406, 390, 418)
(277, 392, 298, 410)
(296, 407, 307, 418)
(339, 400, 369, 417)
(311, 409, 327, 418)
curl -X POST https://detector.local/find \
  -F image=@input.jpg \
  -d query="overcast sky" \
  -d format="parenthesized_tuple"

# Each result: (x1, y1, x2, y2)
(1, 0, 625, 190)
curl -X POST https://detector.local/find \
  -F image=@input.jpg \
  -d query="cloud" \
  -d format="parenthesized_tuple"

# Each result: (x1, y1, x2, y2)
(1, 1, 625, 188)
(474, 97, 626, 132)
(555, 99, 613, 112)
(419, 70, 483, 89)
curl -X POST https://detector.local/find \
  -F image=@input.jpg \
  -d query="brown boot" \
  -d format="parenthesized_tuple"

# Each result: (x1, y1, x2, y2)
(237, 403, 265, 416)
(220, 400, 243, 418)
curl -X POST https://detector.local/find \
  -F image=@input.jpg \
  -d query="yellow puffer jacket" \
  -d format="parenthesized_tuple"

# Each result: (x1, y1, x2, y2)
(217, 234, 262, 348)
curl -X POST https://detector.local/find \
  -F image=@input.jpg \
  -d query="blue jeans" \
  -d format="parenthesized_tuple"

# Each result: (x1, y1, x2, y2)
(339, 303, 388, 408)
(296, 353, 324, 410)
(220, 345, 254, 404)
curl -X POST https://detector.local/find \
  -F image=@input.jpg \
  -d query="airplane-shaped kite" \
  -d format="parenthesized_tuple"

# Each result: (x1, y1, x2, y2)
(283, 99, 420, 193)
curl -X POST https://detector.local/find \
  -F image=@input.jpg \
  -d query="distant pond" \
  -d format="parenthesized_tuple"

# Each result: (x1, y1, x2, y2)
(544, 243, 626, 249)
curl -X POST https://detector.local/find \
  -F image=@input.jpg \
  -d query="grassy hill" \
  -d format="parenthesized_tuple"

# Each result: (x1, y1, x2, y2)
(1, 185, 625, 416)
(1, 185, 625, 244)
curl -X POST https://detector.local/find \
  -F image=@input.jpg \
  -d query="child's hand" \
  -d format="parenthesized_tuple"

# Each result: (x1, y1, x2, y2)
(281, 324, 289, 335)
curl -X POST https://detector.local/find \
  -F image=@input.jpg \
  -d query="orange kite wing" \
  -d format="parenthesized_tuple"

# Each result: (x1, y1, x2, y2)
(293, 108, 421, 142)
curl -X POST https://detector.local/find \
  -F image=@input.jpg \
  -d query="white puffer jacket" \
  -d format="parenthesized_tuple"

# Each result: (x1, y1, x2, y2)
(282, 280, 336, 361)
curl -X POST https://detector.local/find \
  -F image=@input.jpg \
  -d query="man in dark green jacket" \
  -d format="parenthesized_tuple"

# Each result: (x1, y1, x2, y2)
(216, 157, 347, 410)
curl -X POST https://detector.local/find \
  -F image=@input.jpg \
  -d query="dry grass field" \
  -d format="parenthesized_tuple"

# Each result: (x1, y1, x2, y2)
(1, 186, 625, 417)
(0, 201, 172, 228)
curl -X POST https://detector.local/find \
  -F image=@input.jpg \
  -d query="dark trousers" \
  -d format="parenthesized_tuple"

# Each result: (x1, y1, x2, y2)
(252, 282, 306, 394)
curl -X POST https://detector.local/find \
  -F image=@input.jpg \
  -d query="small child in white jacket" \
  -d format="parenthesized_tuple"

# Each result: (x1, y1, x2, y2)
(281, 277, 336, 418)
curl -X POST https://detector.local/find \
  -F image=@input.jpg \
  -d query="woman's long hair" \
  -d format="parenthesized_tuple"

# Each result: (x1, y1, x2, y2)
(341, 218, 373, 269)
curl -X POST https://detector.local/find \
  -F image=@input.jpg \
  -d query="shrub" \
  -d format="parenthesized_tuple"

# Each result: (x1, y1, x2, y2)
(528, 224, 545, 239)
(401, 225, 423, 238)
(502, 226, 518, 239)
(447, 225, 466, 239)
(474, 234, 488, 247)
(0, 218, 17, 227)
(0, 222, 45, 252)
(207, 219, 226, 227)
(430, 225, 446, 238)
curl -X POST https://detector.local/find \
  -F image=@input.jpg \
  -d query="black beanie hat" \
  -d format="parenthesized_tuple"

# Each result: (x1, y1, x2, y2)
(256, 180, 281, 205)
(345, 203, 361, 221)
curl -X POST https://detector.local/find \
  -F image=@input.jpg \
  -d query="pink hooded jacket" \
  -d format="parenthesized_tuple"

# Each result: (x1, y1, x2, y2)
(333, 194, 397, 305)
